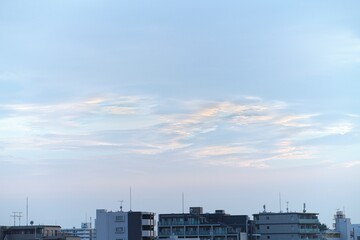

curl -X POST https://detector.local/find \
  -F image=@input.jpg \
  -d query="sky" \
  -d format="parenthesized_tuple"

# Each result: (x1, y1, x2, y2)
(0, 0, 359, 228)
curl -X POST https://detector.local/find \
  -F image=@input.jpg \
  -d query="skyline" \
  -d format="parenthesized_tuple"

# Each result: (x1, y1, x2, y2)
(0, 0, 359, 228)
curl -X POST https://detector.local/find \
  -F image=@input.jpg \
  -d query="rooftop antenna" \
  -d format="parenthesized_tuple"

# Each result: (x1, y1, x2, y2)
(279, 192, 282, 213)
(18, 212, 22, 226)
(182, 192, 184, 214)
(263, 204, 266, 213)
(26, 197, 29, 226)
(303, 203, 306, 213)
(130, 187, 132, 212)
(11, 212, 17, 226)
(118, 200, 124, 212)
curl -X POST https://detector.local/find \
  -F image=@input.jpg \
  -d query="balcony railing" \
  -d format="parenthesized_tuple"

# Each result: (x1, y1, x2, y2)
(299, 229, 320, 234)
(158, 221, 200, 226)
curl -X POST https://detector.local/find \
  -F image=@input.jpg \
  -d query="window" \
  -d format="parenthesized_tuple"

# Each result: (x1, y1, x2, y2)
(116, 227, 125, 234)
(267, 236, 270, 239)
(116, 216, 125, 222)
(267, 226, 270, 229)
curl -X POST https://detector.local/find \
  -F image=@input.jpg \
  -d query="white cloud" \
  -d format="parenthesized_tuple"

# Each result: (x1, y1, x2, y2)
(339, 160, 360, 168)
(0, 95, 358, 169)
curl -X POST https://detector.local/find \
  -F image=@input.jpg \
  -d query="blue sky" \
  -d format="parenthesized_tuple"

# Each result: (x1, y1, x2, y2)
(0, 0, 359, 227)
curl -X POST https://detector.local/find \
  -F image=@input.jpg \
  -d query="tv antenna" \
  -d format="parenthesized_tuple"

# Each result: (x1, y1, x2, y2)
(18, 212, 22, 226)
(11, 212, 22, 226)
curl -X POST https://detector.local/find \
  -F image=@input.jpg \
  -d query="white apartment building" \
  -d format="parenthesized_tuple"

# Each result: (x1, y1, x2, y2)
(95, 209, 155, 240)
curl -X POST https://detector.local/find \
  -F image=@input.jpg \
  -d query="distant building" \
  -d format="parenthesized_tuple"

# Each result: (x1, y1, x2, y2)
(252, 206, 321, 240)
(61, 222, 95, 240)
(0, 225, 80, 240)
(353, 224, 360, 240)
(321, 229, 341, 240)
(95, 209, 155, 240)
(326, 211, 360, 240)
(158, 207, 249, 240)
(334, 211, 352, 240)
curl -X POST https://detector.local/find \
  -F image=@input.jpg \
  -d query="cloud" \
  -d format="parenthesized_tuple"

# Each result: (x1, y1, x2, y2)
(0, 95, 358, 169)
(190, 145, 257, 158)
(275, 114, 318, 127)
(341, 160, 360, 168)
(298, 30, 360, 70)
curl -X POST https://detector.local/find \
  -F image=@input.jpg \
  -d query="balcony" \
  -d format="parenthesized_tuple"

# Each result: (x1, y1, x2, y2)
(142, 219, 154, 226)
(142, 230, 155, 237)
(298, 219, 320, 224)
(299, 229, 320, 234)
(158, 221, 200, 226)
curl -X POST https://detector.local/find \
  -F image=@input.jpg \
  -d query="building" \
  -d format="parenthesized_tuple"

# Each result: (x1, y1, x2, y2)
(321, 229, 341, 240)
(252, 206, 321, 240)
(95, 209, 155, 240)
(352, 224, 360, 240)
(326, 211, 360, 240)
(61, 222, 96, 240)
(158, 207, 249, 240)
(0, 225, 80, 240)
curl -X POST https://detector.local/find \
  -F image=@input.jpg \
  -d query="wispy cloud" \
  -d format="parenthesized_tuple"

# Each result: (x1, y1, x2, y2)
(341, 160, 360, 168)
(0, 95, 358, 169)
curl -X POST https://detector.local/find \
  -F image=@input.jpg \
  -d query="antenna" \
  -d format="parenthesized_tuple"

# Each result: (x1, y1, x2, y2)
(303, 203, 306, 213)
(263, 205, 266, 213)
(279, 192, 282, 213)
(10, 212, 22, 226)
(130, 187, 132, 211)
(11, 212, 17, 226)
(26, 197, 29, 226)
(18, 212, 22, 226)
(182, 192, 184, 214)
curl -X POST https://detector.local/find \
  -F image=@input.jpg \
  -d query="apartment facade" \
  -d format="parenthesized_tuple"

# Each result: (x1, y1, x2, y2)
(158, 207, 248, 240)
(95, 209, 155, 240)
(61, 222, 96, 240)
(252, 211, 321, 240)
(0, 225, 79, 240)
